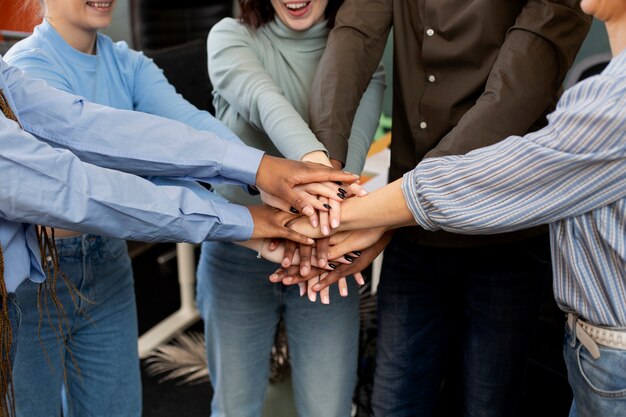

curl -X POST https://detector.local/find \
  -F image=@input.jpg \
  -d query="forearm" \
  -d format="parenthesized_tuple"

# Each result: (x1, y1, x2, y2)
(6, 64, 263, 186)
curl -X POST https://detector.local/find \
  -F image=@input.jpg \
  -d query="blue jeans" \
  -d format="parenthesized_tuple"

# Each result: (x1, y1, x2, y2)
(196, 241, 360, 417)
(564, 324, 626, 417)
(12, 235, 140, 417)
(372, 234, 551, 417)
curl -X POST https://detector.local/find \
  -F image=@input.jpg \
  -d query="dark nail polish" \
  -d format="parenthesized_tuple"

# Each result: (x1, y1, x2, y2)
(344, 255, 354, 263)
(353, 250, 362, 256)
(333, 181, 343, 185)
(328, 263, 337, 269)
(323, 204, 332, 210)
(289, 207, 299, 214)
(338, 188, 347, 194)
(337, 193, 346, 199)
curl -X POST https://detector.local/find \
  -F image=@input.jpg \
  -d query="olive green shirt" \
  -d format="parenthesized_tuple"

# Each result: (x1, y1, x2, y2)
(310, 0, 592, 246)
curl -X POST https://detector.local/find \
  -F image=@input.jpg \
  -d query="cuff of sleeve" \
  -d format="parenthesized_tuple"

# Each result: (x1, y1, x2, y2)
(210, 203, 255, 241)
(401, 170, 438, 231)
(316, 130, 348, 166)
(221, 141, 265, 185)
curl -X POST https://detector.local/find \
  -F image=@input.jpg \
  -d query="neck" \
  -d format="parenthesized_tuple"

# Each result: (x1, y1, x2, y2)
(606, 19, 626, 57)
(45, 17, 97, 55)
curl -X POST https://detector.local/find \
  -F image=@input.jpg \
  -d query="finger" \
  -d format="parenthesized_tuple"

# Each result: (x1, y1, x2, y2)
(316, 237, 330, 268)
(269, 265, 326, 285)
(268, 238, 281, 251)
(319, 281, 330, 304)
(353, 272, 365, 286)
(328, 198, 341, 229)
(298, 282, 306, 297)
(307, 276, 318, 303)
(282, 240, 297, 268)
(338, 277, 349, 297)
(298, 182, 346, 203)
(299, 243, 313, 276)
(318, 196, 330, 236)
(280, 226, 315, 246)
(346, 182, 367, 197)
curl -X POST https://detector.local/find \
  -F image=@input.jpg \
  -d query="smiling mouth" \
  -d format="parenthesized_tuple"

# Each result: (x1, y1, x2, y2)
(285, 1, 312, 14)
(86, 1, 113, 9)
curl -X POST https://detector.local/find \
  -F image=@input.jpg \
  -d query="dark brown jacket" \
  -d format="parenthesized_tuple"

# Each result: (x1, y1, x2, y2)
(310, 0, 592, 246)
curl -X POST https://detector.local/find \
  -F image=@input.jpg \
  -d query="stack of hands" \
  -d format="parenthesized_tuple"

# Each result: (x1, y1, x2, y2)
(246, 153, 394, 304)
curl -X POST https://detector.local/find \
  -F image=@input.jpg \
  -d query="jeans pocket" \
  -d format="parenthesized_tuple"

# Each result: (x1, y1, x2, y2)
(576, 344, 626, 398)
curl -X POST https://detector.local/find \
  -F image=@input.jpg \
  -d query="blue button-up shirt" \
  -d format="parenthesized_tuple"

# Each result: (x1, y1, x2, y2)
(0, 57, 264, 293)
(403, 50, 626, 327)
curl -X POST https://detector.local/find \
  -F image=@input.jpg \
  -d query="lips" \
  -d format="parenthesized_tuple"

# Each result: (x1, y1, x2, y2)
(85, 1, 113, 10)
(284, 1, 312, 17)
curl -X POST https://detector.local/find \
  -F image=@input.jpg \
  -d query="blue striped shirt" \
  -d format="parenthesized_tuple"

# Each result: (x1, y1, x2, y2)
(402, 50, 626, 328)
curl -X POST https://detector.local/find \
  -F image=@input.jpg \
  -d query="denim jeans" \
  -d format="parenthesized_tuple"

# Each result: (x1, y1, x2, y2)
(371, 234, 551, 417)
(12, 235, 140, 417)
(564, 324, 626, 417)
(196, 241, 360, 417)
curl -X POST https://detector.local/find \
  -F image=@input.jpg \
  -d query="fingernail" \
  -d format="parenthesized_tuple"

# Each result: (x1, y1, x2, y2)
(289, 206, 299, 214)
(353, 251, 362, 256)
(313, 284, 322, 291)
(337, 193, 346, 199)
(303, 207, 314, 216)
(301, 266, 310, 275)
(333, 181, 343, 185)
(323, 203, 332, 210)
(321, 293, 330, 304)
(299, 283, 306, 297)
(356, 276, 365, 285)
(270, 273, 279, 281)
(340, 287, 348, 297)
(322, 226, 330, 236)
(318, 258, 327, 267)
(309, 292, 317, 303)
(338, 188, 347, 194)
(284, 277, 293, 283)
(331, 219, 339, 228)
(344, 255, 354, 263)
(328, 263, 337, 269)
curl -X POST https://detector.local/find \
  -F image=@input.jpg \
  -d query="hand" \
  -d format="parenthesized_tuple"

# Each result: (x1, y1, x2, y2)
(255, 155, 359, 217)
(270, 231, 393, 292)
(326, 227, 388, 260)
(247, 205, 314, 245)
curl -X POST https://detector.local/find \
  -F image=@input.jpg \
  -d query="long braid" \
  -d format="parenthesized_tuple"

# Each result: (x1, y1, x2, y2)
(0, 245, 16, 417)
(35, 228, 89, 396)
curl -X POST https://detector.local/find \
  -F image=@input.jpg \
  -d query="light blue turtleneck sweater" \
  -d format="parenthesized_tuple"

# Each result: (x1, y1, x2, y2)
(208, 17, 385, 205)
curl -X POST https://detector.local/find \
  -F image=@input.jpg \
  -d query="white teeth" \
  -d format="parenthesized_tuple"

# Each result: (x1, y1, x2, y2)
(286, 2, 308, 10)
(87, 2, 112, 7)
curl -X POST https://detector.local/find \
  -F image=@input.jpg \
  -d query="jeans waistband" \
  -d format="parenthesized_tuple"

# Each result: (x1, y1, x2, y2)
(567, 313, 626, 359)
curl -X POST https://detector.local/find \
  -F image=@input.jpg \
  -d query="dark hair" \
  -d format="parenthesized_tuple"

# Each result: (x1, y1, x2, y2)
(238, 0, 343, 29)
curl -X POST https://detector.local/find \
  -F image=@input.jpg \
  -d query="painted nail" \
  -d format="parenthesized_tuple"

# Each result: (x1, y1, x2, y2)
(353, 250, 362, 256)
(289, 206, 299, 214)
(338, 188, 347, 194)
(328, 263, 337, 269)
(337, 193, 346, 199)
(333, 181, 343, 185)
(323, 204, 332, 210)
(344, 255, 354, 263)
